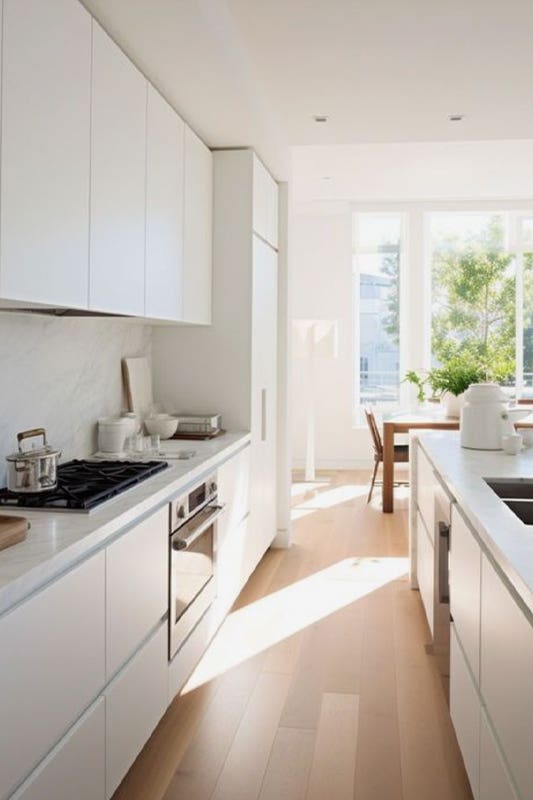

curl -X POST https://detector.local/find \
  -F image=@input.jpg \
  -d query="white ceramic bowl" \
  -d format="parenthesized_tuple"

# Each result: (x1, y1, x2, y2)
(144, 415, 178, 439)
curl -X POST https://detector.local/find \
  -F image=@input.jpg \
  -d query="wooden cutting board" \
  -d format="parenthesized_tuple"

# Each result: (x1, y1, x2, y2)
(0, 515, 29, 551)
(122, 357, 154, 418)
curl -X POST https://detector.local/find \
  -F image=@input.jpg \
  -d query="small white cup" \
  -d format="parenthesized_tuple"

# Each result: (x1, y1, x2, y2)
(501, 433, 523, 455)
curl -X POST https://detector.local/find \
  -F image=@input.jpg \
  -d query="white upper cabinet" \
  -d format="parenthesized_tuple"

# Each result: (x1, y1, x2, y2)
(145, 86, 184, 320)
(253, 156, 278, 249)
(89, 22, 147, 315)
(183, 126, 213, 324)
(0, 0, 91, 308)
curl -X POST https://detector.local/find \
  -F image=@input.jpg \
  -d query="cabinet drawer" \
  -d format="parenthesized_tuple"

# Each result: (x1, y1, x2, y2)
(106, 507, 168, 677)
(106, 623, 168, 798)
(480, 709, 518, 800)
(450, 624, 480, 799)
(217, 446, 251, 544)
(11, 698, 105, 800)
(416, 446, 436, 539)
(481, 555, 533, 800)
(450, 505, 481, 680)
(0, 552, 105, 799)
(416, 512, 435, 636)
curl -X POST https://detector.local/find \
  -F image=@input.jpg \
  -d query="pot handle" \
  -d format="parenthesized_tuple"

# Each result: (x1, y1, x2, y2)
(17, 428, 47, 452)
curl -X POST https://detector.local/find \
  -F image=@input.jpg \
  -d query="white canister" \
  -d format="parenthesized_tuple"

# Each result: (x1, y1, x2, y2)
(460, 384, 527, 450)
(97, 417, 129, 454)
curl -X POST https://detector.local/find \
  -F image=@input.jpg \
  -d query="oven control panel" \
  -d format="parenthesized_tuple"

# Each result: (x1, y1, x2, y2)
(170, 473, 217, 532)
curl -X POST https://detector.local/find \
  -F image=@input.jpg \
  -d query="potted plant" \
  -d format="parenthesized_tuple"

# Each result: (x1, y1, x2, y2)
(403, 370, 428, 404)
(427, 358, 486, 418)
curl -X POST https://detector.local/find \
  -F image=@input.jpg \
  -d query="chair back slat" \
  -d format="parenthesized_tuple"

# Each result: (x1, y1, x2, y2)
(364, 406, 383, 458)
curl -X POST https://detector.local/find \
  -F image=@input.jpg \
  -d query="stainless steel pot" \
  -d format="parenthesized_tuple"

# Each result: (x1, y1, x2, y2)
(6, 429, 62, 493)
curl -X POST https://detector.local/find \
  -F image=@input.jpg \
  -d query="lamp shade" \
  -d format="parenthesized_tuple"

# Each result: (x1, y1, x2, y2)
(293, 319, 339, 359)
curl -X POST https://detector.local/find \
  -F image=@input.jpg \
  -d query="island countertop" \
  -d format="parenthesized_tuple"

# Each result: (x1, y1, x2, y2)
(415, 430, 533, 615)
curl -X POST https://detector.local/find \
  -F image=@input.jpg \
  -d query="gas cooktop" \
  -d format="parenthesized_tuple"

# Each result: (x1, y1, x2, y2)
(0, 459, 168, 512)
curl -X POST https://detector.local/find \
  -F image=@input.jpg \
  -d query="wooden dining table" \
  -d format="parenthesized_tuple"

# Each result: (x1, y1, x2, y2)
(381, 408, 459, 513)
(382, 405, 533, 512)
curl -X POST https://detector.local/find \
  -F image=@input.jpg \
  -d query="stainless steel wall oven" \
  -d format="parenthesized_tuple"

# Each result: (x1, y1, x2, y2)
(169, 473, 224, 659)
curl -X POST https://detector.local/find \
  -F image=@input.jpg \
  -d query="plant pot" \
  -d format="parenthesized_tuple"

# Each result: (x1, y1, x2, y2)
(441, 391, 465, 419)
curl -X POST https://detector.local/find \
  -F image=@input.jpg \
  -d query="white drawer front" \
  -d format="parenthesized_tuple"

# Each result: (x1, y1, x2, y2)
(417, 446, 436, 540)
(450, 505, 481, 681)
(106, 623, 168, 797)
(12, 698, 105, 800)
(480, 709, 518, 800)
(416, 511, 435, 636)
(450, 624, 480, 799)
(106, 507, 168, 677)
(0, 552, 105, 799)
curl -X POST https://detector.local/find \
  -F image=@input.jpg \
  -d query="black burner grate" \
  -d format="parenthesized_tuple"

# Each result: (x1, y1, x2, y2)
(0, 459, 168, 511)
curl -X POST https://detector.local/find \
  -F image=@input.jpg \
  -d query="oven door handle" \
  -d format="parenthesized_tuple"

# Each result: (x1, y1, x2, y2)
(172, 504, 225, 551)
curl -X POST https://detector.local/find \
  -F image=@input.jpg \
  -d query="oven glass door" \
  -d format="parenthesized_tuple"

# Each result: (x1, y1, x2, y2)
(171, 525, 214, 622)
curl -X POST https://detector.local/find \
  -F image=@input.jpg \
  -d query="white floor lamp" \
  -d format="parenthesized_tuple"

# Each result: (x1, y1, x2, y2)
(293, 319, 339, 481)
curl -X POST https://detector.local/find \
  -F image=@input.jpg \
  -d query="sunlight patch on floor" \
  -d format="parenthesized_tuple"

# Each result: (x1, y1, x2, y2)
(183, 556, 408, 692)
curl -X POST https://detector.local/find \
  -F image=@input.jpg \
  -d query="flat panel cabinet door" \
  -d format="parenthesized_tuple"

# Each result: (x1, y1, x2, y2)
(106, 507, 168, 677)
(12, 699, 105, 800)
(0, 553, 105, 799)
(480, 710, 518, 800)
(106, 624, 168, 798)
(183, 126, 213, 324)
(480, 554, 533, 800)
(253, 156, 279, 249)
(145, 86, 184, 320)
(450, 624, 480, 799)
(416, 447, 436, 540)
(416, 512, 435, 636)
(450, 506, 481, 681)
(1, 0, 91, 308)
(250, 236, 278, 556)
(90, 23, 147, 315)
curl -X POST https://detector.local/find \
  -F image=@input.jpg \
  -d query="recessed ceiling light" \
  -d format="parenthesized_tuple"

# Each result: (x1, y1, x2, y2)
(313, 115, 328, 123)
(448, 114, 465, 122)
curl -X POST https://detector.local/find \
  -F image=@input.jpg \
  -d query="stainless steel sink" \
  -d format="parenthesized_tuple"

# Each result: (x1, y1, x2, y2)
(484, 478, 533, 500)
(502, 500, 533, 525)
(484, 478, 533, 524)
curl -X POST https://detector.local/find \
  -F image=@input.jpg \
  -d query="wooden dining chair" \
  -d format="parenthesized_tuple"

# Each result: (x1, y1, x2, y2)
(364, 406, 409, 503)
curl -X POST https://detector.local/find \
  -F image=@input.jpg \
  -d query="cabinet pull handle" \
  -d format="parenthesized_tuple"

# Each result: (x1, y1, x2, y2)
(438, 521, 450, 604)
(261, 389, 267, 442)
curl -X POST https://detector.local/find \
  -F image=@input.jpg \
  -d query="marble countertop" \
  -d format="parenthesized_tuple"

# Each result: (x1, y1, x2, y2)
(0, 431, 251, 616)
(416, 431, 533, 615)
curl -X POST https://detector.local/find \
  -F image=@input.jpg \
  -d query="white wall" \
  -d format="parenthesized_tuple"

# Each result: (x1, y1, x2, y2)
(0, 315, 150, 485)
(291, 140, 533, 469)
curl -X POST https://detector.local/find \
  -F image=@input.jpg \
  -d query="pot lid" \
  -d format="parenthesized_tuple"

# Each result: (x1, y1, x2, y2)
(6, 443, 61, 462)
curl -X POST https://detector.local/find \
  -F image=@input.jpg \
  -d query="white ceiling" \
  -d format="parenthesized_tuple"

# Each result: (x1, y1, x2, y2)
(81, 0, 533, 180)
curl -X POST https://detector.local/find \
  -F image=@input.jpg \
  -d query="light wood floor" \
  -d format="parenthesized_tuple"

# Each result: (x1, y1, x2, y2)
(113, 471, 473, 800)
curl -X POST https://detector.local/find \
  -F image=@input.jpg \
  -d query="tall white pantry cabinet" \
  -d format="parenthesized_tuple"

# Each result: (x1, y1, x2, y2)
(153, 149, 279, 561)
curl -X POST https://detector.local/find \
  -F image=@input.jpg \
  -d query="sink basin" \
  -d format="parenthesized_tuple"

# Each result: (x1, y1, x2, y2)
(502, 500, 533, 525)
(484, 478, 533, 500)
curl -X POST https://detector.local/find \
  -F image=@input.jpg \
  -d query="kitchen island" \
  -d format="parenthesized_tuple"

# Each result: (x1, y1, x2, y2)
(411, 431, 533, 800)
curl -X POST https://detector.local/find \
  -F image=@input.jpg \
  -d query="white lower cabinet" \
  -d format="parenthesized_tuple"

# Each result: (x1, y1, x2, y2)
(106, 507, 168, 677)
(480, 554, 533, 800)
(450, 624, 480, 799)
(105, 623, 168, 798)
(416, 511, 435, 636)
(416, 446, 437, 536)
(479, 709, 518, 800)
(450, 506, 481, 681)
(0, 552, 105, 800)
(11, 699, 105, 800)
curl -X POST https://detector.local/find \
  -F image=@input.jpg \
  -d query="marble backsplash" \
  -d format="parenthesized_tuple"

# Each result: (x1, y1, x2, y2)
(0, 314, 151, 485)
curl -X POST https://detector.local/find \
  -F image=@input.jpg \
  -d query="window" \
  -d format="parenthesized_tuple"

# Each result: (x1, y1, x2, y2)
(352, 206, 533, 422)
(353, 213, 403, 408)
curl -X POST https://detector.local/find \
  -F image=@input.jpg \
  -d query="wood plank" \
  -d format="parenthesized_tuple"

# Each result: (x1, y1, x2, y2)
(258, 727, 315, 800)
(305, 692, 359, 800)
(210, 672, 291, 800)
(164, 654, 265, 800)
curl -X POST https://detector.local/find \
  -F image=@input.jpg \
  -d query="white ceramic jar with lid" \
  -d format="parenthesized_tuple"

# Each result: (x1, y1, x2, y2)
(460, 383, 527, 450)
(97, 417, 130, 454)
